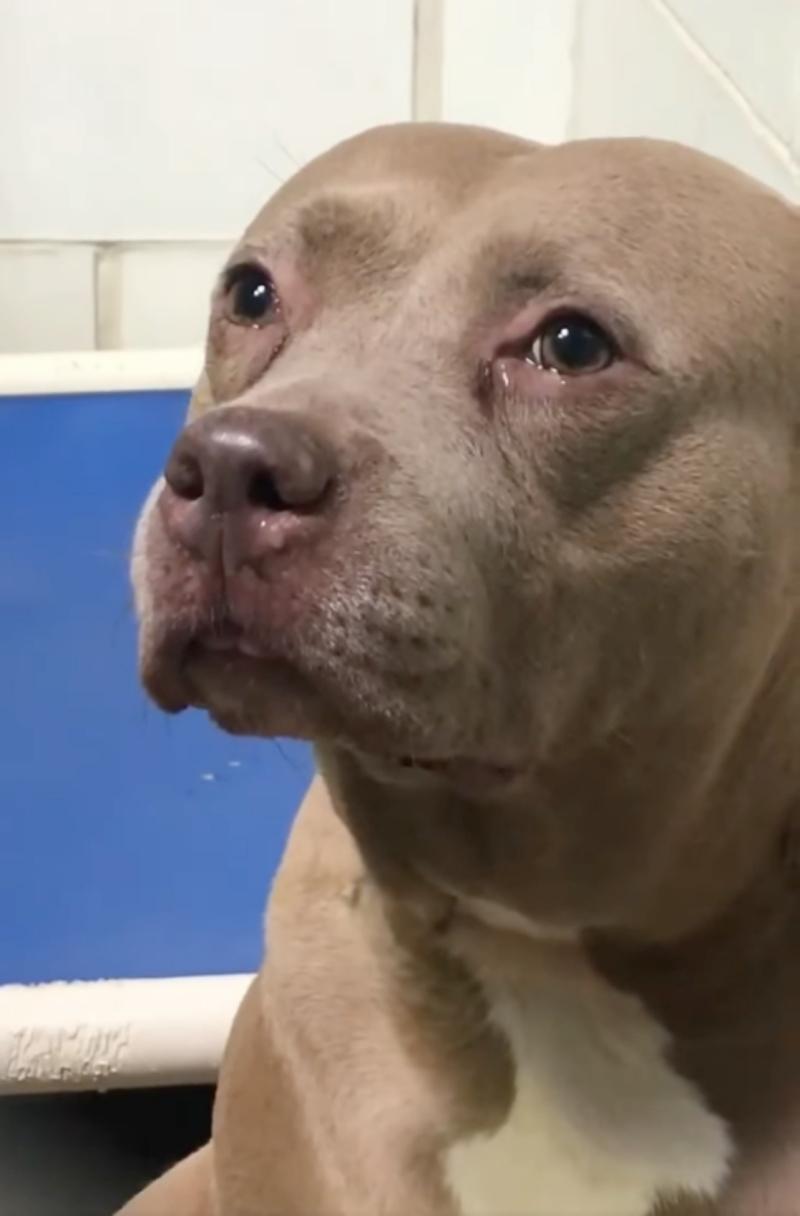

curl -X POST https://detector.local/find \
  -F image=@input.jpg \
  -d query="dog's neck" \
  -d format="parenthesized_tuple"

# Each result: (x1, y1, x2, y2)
(319, 608, 800, 941)
(315, 621, 800, 1162)
(319, 732, 800, 947)
(589, 843, 800, 1189)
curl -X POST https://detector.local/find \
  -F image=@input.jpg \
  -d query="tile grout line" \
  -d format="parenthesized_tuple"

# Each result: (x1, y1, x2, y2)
(412, 0, 445, 122)
(93, 244, 121, 351)
(565, 0, 585, 141)
(652, 0, 800, 178)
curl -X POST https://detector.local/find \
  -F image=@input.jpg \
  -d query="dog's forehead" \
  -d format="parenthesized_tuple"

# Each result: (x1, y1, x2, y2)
(246, 124, 791, 250)
(235, 124, 797, 362)
(251, 122, 536, 219)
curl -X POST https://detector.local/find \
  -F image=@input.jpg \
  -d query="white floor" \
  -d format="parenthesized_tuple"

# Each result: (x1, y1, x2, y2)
(0, 1086, 212, 1214)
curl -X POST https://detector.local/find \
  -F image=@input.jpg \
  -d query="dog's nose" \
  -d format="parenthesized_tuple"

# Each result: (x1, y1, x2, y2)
(160, 405, 337, 569)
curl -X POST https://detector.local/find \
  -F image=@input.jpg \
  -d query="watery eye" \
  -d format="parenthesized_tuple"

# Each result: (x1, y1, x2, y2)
(528, 314, 615, 375)
(224, 263, 278, 327)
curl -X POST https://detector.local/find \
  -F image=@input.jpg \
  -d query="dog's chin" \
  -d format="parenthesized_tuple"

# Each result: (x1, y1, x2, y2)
(144, 639, 338, 741)
(141, 632, 522, 796)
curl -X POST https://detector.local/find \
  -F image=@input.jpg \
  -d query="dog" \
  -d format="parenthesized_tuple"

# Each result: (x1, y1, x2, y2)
(122, 122, 800, 1215)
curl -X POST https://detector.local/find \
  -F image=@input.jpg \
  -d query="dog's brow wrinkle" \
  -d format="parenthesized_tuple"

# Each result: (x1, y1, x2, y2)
(501, 268, 563, 297)
(294, 196, 395, 256)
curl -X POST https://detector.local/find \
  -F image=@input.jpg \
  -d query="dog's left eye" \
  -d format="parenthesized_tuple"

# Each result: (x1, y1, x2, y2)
(223, 263, 278, 327)
(527, 314, 615, 375)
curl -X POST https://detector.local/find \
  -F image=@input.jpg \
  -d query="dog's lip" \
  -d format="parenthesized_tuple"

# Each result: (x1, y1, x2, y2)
(141, 622, 268, 714)
(394, 756, 513, 776)
(194, 628, 266, 658)
(356, 750, 523, 793)
(149, 629, 519, 790)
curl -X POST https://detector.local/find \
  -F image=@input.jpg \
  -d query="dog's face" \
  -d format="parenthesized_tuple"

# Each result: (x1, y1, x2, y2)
(133, 125, 800, 908)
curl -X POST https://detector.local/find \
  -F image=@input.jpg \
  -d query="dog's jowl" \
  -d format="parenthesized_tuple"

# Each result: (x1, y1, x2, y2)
(124, 123, 800, 1216)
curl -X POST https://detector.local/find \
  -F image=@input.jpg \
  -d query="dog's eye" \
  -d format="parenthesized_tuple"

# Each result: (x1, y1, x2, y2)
(527, 314, 615, 375)
(223, 263, 278, 327)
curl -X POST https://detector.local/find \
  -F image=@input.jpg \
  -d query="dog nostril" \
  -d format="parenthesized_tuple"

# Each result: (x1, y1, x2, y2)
(248, 468, 289, 512)
(166, 452, 204, 501)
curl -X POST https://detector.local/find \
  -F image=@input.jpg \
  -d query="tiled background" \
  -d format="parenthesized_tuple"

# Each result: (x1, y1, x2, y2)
(1, 0, 798, 355)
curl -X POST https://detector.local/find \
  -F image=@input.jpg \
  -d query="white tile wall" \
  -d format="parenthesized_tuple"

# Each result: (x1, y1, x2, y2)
(0, 0, 415, 242)
(663, 0, 800, 155)
(96, 243, 231, 350)
(439, 0, 576, 143)
(570, 0, 800, 202)
(1, 0, 798, 355)
(0, 245, 96, 353)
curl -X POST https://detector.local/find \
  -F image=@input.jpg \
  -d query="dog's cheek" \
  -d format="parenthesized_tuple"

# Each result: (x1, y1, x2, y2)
(186, 368, 216, 420)
(205, 315, 286, 405)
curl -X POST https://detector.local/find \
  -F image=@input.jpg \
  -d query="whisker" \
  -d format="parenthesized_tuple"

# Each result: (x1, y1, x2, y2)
(270, 129, 302, 171)
(255, 156, 288, 189)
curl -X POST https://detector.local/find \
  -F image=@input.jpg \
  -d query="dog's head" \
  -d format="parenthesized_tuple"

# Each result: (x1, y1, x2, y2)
(133, 124, 800, 933)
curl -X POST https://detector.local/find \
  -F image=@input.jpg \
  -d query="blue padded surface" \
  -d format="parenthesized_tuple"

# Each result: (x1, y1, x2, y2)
(0, 389, 313, 985)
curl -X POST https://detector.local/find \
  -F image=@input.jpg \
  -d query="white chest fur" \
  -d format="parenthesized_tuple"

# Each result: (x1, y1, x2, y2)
(445, 929, 731, 1216)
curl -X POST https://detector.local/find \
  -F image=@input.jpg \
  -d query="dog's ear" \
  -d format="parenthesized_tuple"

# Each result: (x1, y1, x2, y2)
(187, 366, 215, 421)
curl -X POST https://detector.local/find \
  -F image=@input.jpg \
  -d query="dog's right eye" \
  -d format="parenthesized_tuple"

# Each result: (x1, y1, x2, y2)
(527, 313, 616, 376)
(223, 263, 278, 327)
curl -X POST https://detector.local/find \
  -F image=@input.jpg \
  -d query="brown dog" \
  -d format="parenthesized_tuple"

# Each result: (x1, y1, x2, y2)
(124, 123, 800, 1215)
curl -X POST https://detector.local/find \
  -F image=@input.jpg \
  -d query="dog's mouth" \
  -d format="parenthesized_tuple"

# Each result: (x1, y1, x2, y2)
(352, 750, 522, 795)
(141, 619, 297, 714)
(192, 623, 268, 659)
(143, 621, 521, 793)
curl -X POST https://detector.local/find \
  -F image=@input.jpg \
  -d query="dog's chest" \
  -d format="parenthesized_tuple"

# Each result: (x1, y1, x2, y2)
(444, 943, 732, 1216)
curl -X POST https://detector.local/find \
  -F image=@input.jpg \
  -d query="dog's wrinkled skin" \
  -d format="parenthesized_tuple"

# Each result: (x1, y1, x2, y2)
(122, 124, 800, 1215)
